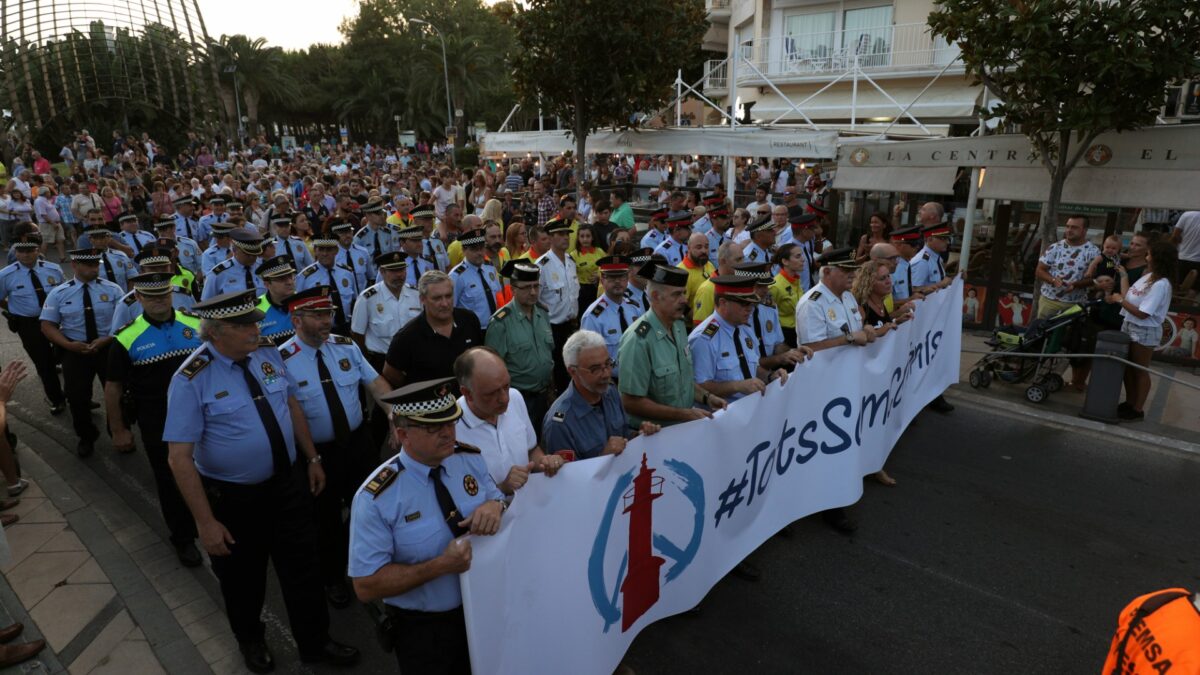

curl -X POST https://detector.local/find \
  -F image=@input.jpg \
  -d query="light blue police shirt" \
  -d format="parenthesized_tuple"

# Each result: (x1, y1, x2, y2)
(580, 293, 643, 379)
(0, 260, 63, 317)
(278, 334, 378, 444)
(688, 313, 761, 402)
(39, 278, 124, 341)
(450, 261, 502, 328)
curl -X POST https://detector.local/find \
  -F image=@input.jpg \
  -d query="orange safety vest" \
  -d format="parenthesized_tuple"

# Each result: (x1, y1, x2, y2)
(1103, 588, 1200, 675)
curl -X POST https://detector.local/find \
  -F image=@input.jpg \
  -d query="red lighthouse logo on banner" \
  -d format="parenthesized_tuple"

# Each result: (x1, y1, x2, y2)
(619, 454, 666, 631)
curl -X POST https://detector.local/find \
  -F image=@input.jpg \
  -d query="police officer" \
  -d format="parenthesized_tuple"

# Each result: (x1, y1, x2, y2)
(270, 215, 315, 272)
(106, 272, 203, 566)
(254, 256, 298, 345)
(179, 195, 209, 245)
(794, 247, 874, 534)
(116, 213, 155, 256)
(152, 217, 204, 280)
(396, 224, 434, 287)
(411, 205, 449, 271)
(333, 219, 372, 295)
(689, 275, 789, 403)
(450, 228, 502, 330)
(639, 207, 669, 251)
(353, 200, 399, 258)
(163, 290, 359, 672)
(908, 222, 956, 413)
(297, 231, 355, 334)
(40, 249, 124, 456)
(0, 235, 66, 414)
(278, 285, 391, 608)
(543, 330, 660, 459)
(623, 249, 653, 312)
(704, 206, 733, 261)
(348, 377, 504, 675)
(789, 212, 819, 290)
(109, 247, 195, 333)
(351, 252, 421, 370)
(79, 222, 133, 290)
(580, 255, 643, 380)
(653, 215, 692, 266)
(485, 261, 555, 435)
(742, 213, 777, 268)
(536, 218, 579, 393)
(202, 229, 265, 300)
(153, 239, 200, 299)
(889, 226, 923, 304)
(201, 221, 235, 275)
(736, 262, 814, 370)
(617, 260, 728, 429)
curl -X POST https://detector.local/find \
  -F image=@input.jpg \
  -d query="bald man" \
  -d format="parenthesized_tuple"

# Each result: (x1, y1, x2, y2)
(679, 232, 716, 316)
(447, 214, 486, 268)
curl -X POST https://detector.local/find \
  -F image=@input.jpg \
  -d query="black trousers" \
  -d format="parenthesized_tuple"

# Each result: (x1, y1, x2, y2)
(138, 419, 197, 546)
(520, 388, 550, 444)
(550, 320, 576, 394)
(13, 315, 64, 405)
(387, 605, 470, 675)
(60, 346, 108, 442)
(313, 425, 375, 586)
(202, 471, 329, 652)
(365, 351, 391, 456)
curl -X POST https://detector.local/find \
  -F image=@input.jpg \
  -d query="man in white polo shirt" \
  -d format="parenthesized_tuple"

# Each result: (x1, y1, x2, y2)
(453, 347, 564, 497)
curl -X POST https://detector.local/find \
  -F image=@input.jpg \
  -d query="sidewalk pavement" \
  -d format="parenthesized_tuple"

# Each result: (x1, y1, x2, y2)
(0, 409, 252, 675)
(953, 331, 1200, 452)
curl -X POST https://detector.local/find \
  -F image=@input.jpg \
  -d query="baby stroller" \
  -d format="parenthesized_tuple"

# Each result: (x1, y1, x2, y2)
(968, 302, 1092, 403)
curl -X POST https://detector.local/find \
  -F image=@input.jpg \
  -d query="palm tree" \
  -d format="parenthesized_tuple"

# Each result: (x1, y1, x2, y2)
(208, 35, 299, 140)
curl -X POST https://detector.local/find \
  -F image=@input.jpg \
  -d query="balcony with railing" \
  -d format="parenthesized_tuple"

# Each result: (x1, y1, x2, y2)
(705, 0, 730, 22)
(702, 22, 961, 93)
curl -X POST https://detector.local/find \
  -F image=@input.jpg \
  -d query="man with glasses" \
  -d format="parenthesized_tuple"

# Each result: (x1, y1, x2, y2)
(485, 261, 554, 434)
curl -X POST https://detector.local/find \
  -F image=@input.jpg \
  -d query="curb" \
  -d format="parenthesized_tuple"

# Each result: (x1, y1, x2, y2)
(945, 387, 1200, 456)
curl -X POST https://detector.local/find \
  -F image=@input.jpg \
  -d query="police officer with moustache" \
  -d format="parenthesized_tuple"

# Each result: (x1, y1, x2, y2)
(618, 261, 728, 429)
(353, 199, 400, 259)
(297, 231, 356, 335)
(348, 378, 504, 675)
(485, 261, 555, 435)
(106, 272, 203, 566)
(689, 274, 791, 402)
(164, 290, 360, 672)
(537, 218, 579, 393)
(41, 249, 124, 457)
(794, 247, 876, 534)
(255, 256, 298, 345)
(396, 225, 434, 287)
(450, 228, 502, 331)
(0, 235, 66, 414)
(152, 217, 203, 280)
(109, 247, 195, 333)
(736, 262, 814, 370)
(742, 213, 777, 268)
(581, 255, 643, 381)
(201, 221, 236, 275)
(203, 230, 266, 300)
(332, 220, 373, 295)
(623, 249, 654, 313)
(269, 215, 315, 272)
(653, 215, 692, 267)
(278, 285, 392, 608)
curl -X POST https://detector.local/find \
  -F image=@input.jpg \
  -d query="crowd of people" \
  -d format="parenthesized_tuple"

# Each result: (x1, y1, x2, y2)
(0, 130, 1192, 673)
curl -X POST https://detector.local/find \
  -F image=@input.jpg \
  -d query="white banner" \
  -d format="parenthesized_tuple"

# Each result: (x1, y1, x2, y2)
(481, 127, 840, 159)
(461, 279, 964, 675)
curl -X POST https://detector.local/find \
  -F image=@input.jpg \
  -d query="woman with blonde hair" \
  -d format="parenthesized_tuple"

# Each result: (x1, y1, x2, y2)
(480, 198, 504, 226)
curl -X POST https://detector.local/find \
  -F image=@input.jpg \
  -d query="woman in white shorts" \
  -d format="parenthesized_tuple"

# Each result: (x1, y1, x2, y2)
(1109, 241, 1177, 421)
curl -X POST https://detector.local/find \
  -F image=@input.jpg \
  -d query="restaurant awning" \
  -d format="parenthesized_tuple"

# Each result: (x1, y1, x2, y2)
(481, 127, 840, 159)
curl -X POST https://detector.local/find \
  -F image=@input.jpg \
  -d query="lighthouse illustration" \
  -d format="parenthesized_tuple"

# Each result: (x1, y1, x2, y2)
(619, 453, 666, 631)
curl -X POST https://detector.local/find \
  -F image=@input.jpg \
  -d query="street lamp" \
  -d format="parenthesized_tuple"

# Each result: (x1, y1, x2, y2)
(407, 18, 454, 142)
(223, 64, 245, 143)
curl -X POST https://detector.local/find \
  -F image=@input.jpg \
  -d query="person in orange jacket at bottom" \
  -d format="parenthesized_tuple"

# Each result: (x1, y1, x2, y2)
(1102, 587, 1200, 674)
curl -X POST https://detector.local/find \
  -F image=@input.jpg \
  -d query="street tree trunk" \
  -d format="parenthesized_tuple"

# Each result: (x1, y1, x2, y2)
(574, 91, 588, 202)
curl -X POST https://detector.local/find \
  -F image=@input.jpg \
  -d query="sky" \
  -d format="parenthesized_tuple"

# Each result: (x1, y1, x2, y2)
(197, 0, 359, 51)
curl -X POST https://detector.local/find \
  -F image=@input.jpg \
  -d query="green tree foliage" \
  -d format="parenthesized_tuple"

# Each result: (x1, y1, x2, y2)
(207, 35, 300, 140)
(511, 0, 707, 188)
(929, 0, 1200, 248)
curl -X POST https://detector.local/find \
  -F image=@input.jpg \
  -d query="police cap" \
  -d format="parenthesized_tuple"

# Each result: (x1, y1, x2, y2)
(381, 377, 463, 425)
(191, 289, 264, 323)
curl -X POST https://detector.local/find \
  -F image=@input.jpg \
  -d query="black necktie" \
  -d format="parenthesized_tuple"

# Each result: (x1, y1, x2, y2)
(82, 284, 99, 342)
(432, 465, 468, 537)
(129, 232, 142, 254)
(733, 325, 753, 379)
(373, 230, 382, 257)
(315, 349, 352, 443)
(234, 358, 292, 476)
(752, 307, 768, 358)
(244, 263, 254, 292)
(641, 291, 649, 311)
(477, 266, 496, 313)
(29, 269, 46, 306)
(936, 255, 945, 279)
(326, 267, 348, 326)
(618, 305, 628, 332)
(101, 254, 116, 283)
(342, 249, 359, 294)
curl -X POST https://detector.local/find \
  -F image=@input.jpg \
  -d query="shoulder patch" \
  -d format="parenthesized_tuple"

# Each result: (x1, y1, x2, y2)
(591, 302, 605, 317)
(493, 307, 509, 322)
(810, 290, 822, 300)
(635, 321, 651, 338)
(702, 321, 719, 338)
(331, 334, 354, 345)
(181, 353, 210, 379)
(363, 286, 379, 299)
(364, 464, 402, 497)
(455, 442, 482, 454)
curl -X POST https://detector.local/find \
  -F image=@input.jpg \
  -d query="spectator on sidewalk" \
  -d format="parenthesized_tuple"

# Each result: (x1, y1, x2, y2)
(1171, 210, 1200, 294)
(0, 361, 30, 501)
(1035, 215, 1103, 389)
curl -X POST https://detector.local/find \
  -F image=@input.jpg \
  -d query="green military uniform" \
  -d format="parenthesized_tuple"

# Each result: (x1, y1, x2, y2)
(485, 299, 554, 394)
(617, 309, 695, 428)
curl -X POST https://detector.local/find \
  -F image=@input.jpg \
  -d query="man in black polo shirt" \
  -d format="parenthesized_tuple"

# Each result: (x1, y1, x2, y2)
(381, 270, 483, 389)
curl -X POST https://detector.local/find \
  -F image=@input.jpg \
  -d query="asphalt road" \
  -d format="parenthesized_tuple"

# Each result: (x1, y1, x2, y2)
(4, 321, 1197, 673)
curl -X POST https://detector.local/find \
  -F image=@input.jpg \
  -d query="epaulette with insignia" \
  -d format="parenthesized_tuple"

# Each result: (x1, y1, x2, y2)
(702, 321, 719, 338)
(279, 341, 301, 360)
(212, 259, 234, 273)
(591, 302, 605, 317)
(455, 442, 482, 454)
(810, 290, 822, 300)
(65, 279, 77, 287)
(181, 351, 211, 379)
(492, 307, 509, 322)
(552, 411, 566, 423)
(257, 335, 275, 347)
(922, 252, 930, 260)
(122, 293, 138, 306)
(536, 253, 551, 266)
(363, 286, 379, 299)
(364, 464, 402, 498)
(331, 335, 354, 345)
(451, 263, 465, 275)
(635, 321, 651, 338)
(337, 263, 354, 273)
(301, 264, 318, 277)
